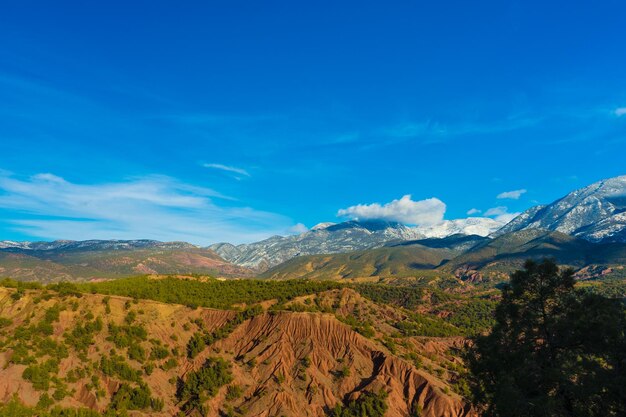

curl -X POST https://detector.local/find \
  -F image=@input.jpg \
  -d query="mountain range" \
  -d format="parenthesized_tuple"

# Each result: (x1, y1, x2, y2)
(209, 218, 503, 270)
(212, 175, 626, 270)
(1, 175, 625, 284)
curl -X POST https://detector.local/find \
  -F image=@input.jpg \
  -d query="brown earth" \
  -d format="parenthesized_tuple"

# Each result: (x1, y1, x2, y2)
(0, 287, 475, 417)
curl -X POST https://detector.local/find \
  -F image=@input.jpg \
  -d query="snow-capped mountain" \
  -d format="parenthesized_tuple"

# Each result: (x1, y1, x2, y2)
(414, 217, 504, 238)
(210, 217, 503, 270)
(209, 220, 426, 270)
(494, 175, 626, 242)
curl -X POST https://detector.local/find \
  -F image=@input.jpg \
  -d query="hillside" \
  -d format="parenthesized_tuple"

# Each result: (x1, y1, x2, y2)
(0, 240, 251, 282)
(259, 245, 457, 281)
(442, 229, 626, 284)
(0, 280, 476, 417)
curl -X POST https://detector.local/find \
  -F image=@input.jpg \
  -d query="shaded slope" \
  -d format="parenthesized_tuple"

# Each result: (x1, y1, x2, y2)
(443, 229, 594, 271)
(441, 229, 626, 283)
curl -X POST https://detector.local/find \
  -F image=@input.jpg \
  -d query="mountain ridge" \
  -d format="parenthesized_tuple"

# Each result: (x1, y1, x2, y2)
(210, 218, 503, 271)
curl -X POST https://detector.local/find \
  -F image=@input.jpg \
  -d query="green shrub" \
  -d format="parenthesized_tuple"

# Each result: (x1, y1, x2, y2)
(177, 357, 233, 413)
(331, 390, 388, 417)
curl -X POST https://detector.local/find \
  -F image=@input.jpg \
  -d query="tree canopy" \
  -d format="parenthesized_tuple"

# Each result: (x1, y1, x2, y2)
(468, 259, 626, 417)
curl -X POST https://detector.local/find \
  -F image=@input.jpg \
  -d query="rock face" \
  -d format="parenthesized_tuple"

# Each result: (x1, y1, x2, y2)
(210, 219, 502, 271)
(494, 175, 626, 243)
(213, 312, 475, 417)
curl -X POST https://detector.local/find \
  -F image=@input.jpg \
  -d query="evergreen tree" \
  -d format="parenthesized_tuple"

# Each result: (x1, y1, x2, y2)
(468, 259, 626, 417)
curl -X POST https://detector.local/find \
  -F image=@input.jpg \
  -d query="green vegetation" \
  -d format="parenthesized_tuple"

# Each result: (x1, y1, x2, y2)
(80, 276, 342, 309)
(331, 390, 388, 417)
(64, 316, 103, 353)
(0, 396, 100, 417)
(99, 353, 142, 383)
(187, 305, 263, 358)
(351, 283, 427, 309)
(438, 298, 497, 335)
(395, 310, 463, 337)
(177, 357, 233, 414)
(336, 315, 376, 338)
(22, 359, 59, 391)
(468, 259, 626, 417)
(149, 345, 169, 360)
(107, 321, 147, 349)
(107, 382, 162, 413)
(225, 384, 243, 401)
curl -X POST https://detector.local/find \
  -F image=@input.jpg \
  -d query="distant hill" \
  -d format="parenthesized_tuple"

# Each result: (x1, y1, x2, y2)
(260, 243, 462, 281)
(0, 239, 251, 281)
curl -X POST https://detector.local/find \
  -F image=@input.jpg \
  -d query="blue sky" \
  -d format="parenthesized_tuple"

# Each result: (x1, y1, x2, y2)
(1, 1, 625, 244)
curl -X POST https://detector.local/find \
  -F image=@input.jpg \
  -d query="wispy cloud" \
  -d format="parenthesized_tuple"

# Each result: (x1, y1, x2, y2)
(615, 107, 626, 117)
(497, 189, 527, 200)
(484, 206, 520, 223)
(0, 172, 293, 245)
(467, 208, 481, 215)
(337, 195, 446, 226)
(382, 115, 541, 143)
(203, 163, 250, 177)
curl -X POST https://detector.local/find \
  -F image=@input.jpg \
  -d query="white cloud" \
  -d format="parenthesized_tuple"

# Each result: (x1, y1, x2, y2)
(0, 172, 291, 245)
(288, 223, 309, 234)
(467, 208, 481, 215)
(203, 163, 250, 177)
(484, 206, 520, 223)
(615, 107, 626, 117)
(497, 189, 527, 200)
(337, 195, 446, 226)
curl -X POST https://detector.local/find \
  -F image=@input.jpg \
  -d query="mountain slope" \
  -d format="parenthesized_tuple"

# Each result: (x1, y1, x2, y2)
(389, 234, 489, 252)
(495, 175, 626, 242)
(0, 240, 251, 281)
(259, 245, 459, 281)
(442, 229, 626, 283)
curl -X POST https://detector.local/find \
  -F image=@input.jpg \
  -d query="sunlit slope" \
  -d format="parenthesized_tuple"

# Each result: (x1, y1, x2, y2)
(259, 245, 458, 281)
(0, 246, 251, 282)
